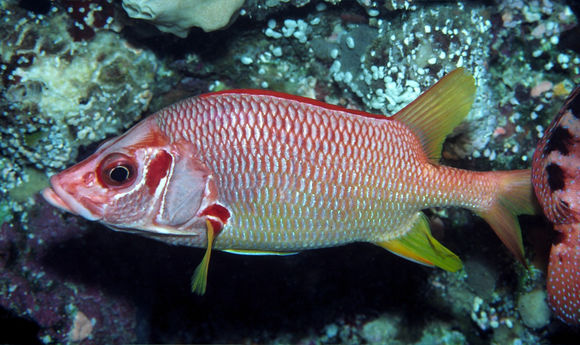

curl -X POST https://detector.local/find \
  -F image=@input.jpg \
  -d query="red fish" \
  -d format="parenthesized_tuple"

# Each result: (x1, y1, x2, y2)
(42, 69, 536, 294)
(532, 86, 580, 325)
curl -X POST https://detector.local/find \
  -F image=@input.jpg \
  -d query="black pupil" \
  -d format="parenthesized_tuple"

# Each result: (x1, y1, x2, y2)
(109, 166, 130, 182)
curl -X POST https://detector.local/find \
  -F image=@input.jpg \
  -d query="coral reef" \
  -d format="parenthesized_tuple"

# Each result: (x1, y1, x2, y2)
(122, 0, 245, 37)
(1, 0, 579, 344)
(517, 289, 551, 329)
(0, 0, 175, 222)
(0, 199, 137, 344)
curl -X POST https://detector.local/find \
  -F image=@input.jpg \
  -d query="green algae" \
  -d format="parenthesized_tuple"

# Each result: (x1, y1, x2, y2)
(8, 168, 48, 203)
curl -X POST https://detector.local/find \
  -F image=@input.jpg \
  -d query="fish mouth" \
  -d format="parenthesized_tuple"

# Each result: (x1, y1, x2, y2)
(42, 187, 75, 214)
(42, 182, 100, 221)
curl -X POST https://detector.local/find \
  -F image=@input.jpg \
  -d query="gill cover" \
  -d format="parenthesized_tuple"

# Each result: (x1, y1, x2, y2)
(156, 145, 218, 228)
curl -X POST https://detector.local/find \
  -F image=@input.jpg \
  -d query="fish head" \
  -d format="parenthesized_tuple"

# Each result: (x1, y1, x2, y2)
(42, 116, 222, 238)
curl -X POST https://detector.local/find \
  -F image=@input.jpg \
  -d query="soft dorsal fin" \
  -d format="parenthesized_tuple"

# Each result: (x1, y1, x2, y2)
(375, 212, 463, 272)
(393, 68, 476, 162)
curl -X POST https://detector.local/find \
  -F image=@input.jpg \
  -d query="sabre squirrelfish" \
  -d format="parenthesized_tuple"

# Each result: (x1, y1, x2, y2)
(532, 86, 580, 325)
(42, 68, 537, 294)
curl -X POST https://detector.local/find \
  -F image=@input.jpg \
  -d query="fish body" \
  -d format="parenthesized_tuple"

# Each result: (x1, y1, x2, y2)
(43, 69, 536, 293)
(532, 86, 580, 325)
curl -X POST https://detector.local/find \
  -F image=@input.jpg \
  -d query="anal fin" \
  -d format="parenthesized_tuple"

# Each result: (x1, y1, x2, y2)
(375, 213, 463, 272)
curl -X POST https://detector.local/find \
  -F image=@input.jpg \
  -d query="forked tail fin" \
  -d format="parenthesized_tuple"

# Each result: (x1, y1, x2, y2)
(477, 170, 539, 264)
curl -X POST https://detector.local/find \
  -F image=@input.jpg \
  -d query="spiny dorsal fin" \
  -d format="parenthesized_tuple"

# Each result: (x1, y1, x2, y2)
(393, 68, 476, 162)
(375, 212, 463, 272)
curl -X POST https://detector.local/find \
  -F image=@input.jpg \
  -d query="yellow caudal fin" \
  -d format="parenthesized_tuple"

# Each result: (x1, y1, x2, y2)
(375, 212, 463, 272)
(478, 170, 539, 264)
(393, 68, 476, 162)
(191, 219, 217, 295)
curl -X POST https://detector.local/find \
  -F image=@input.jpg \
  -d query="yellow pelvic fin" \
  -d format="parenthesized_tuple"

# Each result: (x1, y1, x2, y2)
(223, 249, 299, 256)
(191, 219, 216, 295)
(375, 213, 462, 272)
(392, 68, 476, 162)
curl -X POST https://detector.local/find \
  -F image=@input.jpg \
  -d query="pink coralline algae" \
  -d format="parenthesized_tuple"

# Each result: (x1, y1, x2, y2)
(0, 198, 137, 344)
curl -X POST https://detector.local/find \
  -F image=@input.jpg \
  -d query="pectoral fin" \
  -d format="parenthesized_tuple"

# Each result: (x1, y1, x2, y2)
(191, 219, 216, 295)
(375, 213, 462, 272)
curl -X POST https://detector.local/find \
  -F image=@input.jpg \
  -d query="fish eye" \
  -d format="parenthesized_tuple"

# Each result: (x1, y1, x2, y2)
(98, 153, 137, 187)
(108, 165, 132, 183)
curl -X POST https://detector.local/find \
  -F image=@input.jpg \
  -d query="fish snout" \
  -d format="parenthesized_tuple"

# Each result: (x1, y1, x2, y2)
(41, 174, 101, 221)
(42, 186, 74, 214)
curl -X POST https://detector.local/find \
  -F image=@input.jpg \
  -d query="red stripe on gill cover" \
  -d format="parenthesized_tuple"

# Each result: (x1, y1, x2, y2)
(201, 89, 391, 121)
(145, 150, 172, 194)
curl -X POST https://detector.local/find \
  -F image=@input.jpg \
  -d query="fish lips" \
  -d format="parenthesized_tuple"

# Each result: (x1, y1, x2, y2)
(42, 178, 100, 221)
